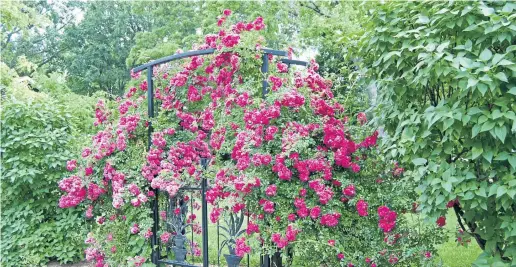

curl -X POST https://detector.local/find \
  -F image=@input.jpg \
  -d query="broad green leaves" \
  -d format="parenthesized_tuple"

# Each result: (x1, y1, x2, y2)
(412, 158, 428, 166)
(494, 72, 508, 82)
(479, 48, 493, 61)
(0, 79, 96, 265)
(358, 0, 516, 263)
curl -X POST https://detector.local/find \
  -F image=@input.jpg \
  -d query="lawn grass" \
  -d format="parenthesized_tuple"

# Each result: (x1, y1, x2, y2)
(434, 210, 482, 267)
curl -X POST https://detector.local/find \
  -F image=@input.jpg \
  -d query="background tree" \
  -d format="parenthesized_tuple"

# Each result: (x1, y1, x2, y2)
(296, 1, 373, 114)
(61, 1, 151, 96)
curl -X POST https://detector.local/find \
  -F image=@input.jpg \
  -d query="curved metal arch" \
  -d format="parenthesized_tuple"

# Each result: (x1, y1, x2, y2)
(133, 48, 307, 72)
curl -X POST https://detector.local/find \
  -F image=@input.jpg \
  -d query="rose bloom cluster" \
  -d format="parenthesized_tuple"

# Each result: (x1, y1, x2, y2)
(198, 11, 407, 266)
(56, 10, 422, 266)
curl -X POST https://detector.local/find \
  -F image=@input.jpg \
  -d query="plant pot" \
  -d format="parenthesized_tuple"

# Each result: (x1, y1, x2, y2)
(173, 247, 187, 262)
(174, 234, 186, 249)
(224, 254, 243, 267)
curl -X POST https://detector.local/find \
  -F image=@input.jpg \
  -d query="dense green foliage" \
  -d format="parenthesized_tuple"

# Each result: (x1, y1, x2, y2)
(353, 1, 516, 265)
(62, 2, 151, 95)
(1, 96, 83, 266)
(0, 0, 55, 69)
(0, 59, 100, 265)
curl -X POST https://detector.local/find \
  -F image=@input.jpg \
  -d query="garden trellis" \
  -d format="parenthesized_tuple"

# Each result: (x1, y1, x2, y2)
(133, 48, 308, 267)
(57, 11, 439, 267)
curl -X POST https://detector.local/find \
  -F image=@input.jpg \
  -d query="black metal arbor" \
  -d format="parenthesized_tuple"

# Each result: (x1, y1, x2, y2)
(132, 48, 307, 267)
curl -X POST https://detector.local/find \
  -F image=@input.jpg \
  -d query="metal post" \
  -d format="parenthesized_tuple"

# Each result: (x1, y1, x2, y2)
(190, 192, 194, 263)
(217, 211, 220, 266)
(262, 254, 271, 267)
(247, 210, 250, 267)
(261, 53, 269, 97)
(260, 52, 272, 267)
(148, 66, 160, 266)
(201, 158, 209, 267)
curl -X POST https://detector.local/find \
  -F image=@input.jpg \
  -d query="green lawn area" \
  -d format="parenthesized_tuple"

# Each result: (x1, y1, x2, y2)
(435, 210, 482, 267)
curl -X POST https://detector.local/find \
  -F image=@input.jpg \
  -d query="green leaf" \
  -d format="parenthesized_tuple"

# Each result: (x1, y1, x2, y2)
(476, 187, 487, 197)
(417, 15, 430, 24)
(477, 83, 488, 95)
(480, 6, 495, 16)
(479, 48, 493, 61)
(443, 118, 454, 130)
(472, 146, 483, 159)
(442, 181, 452, 193)
(508, 87, 516, 95)
(481, 121, 495, 132)
(436, 41, 450, 53)
(467, 78, 478, 88)
(463, 191, 475, 200)
(462, 114, 471, 125)
(489, 184, 499, 197)
(472, 124, 481, 138)
(509, 156, 516, 170)
(492, 53, 505, 65)
(498, 59, 514, 66)
(497, 186, 507, 198)
(478, 115, 489, 124)
(412, 158, 427, 166)
(479, 74, 492, 82)
(459, 57, 473, 68)
(463, 24, 478, 32)
(480, 121, 496, 132)
(483, 150, 493, 163)
(436, 194, 445, 205)
(494, 72, 508, 82)
(494, 126, 507, 143)
(495, 151, 509, 161)
(492, 109, 503, 119)
(468, 107, 482, 115)
(508, 190, 516, 199)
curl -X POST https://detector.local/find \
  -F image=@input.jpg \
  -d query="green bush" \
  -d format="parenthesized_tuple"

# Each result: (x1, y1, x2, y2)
(0, 71, 99, 266)
(354, 1, 516, 265)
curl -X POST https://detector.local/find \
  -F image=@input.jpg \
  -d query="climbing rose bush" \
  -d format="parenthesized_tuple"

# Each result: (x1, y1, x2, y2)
(59, 10, 444, 266)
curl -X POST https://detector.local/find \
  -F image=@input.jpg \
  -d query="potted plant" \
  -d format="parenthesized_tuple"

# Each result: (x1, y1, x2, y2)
(166, 194, 191, 262)
(218, 210, 246, 267)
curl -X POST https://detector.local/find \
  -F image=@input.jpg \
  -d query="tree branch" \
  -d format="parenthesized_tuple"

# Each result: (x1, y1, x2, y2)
(2, 27, 21, 49)
(450, 147, 468, 163)
(453, 204, 469, 233)
(299, 1, 331, 18)
(453, 204, 486, 251)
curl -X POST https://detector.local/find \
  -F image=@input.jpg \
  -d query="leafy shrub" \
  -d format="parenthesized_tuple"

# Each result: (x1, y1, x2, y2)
(355, 1, 516, 265)
(0, 70, 97, 266)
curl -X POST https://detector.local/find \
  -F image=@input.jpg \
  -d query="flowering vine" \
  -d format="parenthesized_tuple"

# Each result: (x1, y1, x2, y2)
(58, 9, 443, 267)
